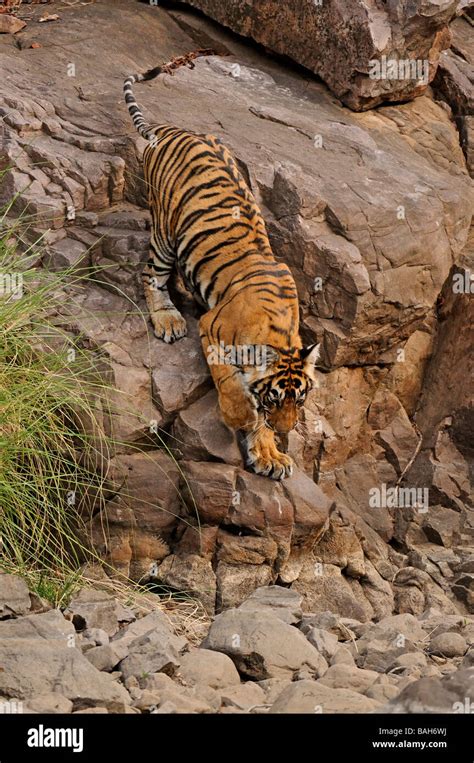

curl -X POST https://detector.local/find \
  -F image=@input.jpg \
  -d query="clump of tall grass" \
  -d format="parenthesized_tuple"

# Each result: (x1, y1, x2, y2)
(0, 170, 203, 614)
(0, 197, 112, 605)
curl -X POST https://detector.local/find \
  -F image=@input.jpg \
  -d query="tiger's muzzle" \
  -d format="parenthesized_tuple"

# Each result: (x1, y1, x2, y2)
(264, 399, 298, 434)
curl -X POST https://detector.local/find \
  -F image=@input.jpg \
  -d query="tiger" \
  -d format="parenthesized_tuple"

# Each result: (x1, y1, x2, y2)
(123, 52, 321, 480)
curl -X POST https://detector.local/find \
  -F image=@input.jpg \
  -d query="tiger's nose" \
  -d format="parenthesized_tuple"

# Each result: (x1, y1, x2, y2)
(274, 415, 297, 434)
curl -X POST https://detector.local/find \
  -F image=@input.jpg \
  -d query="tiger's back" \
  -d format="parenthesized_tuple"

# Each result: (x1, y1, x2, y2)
(144, 127, 294, 316)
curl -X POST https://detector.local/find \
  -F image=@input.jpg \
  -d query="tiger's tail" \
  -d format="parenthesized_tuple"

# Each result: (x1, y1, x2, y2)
(123, 67, 163, 141)
(123, 49, 217, 141)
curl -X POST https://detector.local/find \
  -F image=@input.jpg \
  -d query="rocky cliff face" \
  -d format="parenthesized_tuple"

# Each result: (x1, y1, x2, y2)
(0, 0, 473, 621)
(435, 12, 474, 174)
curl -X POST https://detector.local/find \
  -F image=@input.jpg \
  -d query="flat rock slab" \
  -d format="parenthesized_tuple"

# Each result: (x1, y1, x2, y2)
(238, 585, 303, 625)
(0, 609, 75, 642)
(269, 678, 381, 713)
(0, 15, 26, 35)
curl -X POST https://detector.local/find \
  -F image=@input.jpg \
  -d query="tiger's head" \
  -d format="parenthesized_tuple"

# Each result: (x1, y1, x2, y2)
(243, 343, 321, 434)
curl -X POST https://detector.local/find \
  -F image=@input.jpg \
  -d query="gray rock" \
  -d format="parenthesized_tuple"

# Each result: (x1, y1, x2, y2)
(26, 694, 73, 714)
(202, 609, 327, 680)
(150, 320, 210, 421)
(238, 586, 303, 625)
(132, 689, 162, 713)
(81, 628, 110, 648)
(0, 609, 75, 643)
(363, 614, 426, 644)
(65, 589, 134, 637)
(219, 682, 266, 711)
(216, 562, 275, 612)
(172, 390, 241, 465)
(317, 664, 379, 694)
(330, 646, 356, 667)
(358, 637, 418, 673)
(177, 648, 240, 690)
(85, 642, 130, 672)
(28, 593, 53, 615)
(300, 612, 365, 641)
(151, 701, 179, 714)
(105, 450, 182, 540)
(390, 652, 428, 672)
(142, 673, 214, 713)
(384, 668, 474, 713)
(429, 632, 467, 658)
(112, 610, 175, 649)
(258, 678, 292, 704)
(118, 618, 187, 680)
(0, 574, 31, 619)
(0, 639, 131, 712)
(461, 649, 474, 668)
(419, 613, 467, 637)
(453, 573, 474, 612)
(269, 680, 381, 714)
(155, 554, 217, 616)
(366, 683, 401, 703)
(305, 628, 339, 662)
(290, 561, 372, 622)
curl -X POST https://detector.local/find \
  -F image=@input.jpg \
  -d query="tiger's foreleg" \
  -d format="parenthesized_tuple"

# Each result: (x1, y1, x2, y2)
(199, 315, 258, 432)
(200, 314, 293, 480)
(142, 262, 187, 344)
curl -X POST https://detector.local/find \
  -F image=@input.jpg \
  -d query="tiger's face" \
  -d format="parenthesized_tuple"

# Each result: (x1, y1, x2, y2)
(245, 344, 321, 434)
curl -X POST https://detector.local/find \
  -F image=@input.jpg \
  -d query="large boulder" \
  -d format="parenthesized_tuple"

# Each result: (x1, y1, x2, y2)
(201, 609, 328, 679)
(0, 639, 131, 712)
(174, 0, 458, 110)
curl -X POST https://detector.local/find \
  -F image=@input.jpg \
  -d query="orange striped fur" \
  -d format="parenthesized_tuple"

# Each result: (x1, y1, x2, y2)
(124, 55, 321, 478)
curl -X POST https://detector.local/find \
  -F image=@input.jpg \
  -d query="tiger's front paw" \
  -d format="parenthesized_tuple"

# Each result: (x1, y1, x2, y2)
(151, 309, 187, 343)
(247, 449, 293, 480)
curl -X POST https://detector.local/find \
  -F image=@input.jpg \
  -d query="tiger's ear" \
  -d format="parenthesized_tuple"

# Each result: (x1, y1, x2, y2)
(300, 343, 321, 378)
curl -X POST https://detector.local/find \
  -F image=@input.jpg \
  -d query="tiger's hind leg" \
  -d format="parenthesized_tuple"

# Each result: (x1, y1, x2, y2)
(142, 262, 187, 344)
